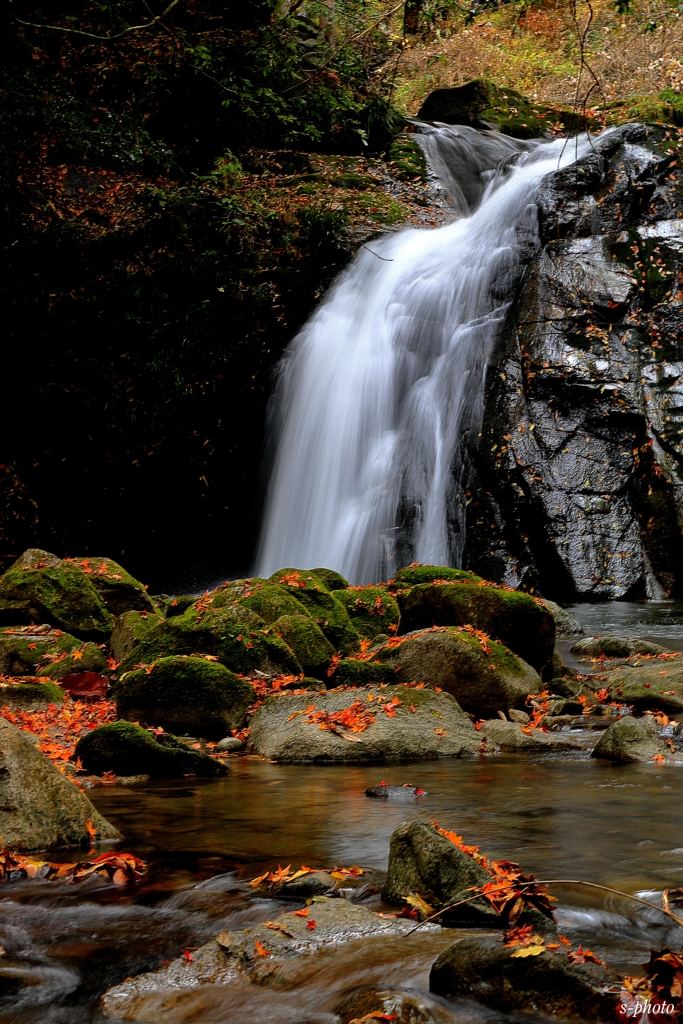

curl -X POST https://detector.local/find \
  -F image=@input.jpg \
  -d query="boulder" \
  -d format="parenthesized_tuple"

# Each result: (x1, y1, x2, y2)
(366, 784, 427, 800)
(541, 600, 584, 637)
(398, 583, 554, 674)
(65, 557, 155, 615)
(247, 685, 480, 762)
(110, 610, 164, 663)
(370, 627, 541, 718)
(118, 591, 300, 677)
(0, 678, 66, 709)
(330, 658, 401, 687)
(214, 736, 243, 752)
(480, 719, 583, 752)
(583, 657, 683, 714)
(271, 614, 335, 678)
(334, 987, 446, 1024)
(309, 567, 348, 591)
(390, 565, 481, 591)
(417, 80, 562, 139)
(591, 714, 678, 763)
(0, 717, 121, 851)
(74, 721, 228, 777)
(333, 587, 400, 641)
(115, 656, 255, 738)
(429, 934, 620, 1021)
(40, 641, 109, 682)
(571, 635, 668, 657)
(239, 583, 312, 624)
(101, 897, 439, 1022)
(0, 624, 84, 676)
(0, 551, 113, 639)
(383, 820, 554, 931)
(265, 569, 359, 652)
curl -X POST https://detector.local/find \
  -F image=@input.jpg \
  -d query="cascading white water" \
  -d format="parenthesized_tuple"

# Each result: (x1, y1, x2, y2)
(256, 125, 593, 584)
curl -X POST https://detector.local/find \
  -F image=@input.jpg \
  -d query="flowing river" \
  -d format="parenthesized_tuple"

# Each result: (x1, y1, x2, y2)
(4, 603, 683, 1023)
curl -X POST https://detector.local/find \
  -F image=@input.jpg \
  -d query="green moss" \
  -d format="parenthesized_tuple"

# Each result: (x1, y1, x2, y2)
(0, 626, 82, 676)
(0, 563, 113, 639)
(0, 679, 66, 708)
(330, 659, 401, 686)
(266, 569, 358, 653)
(111, 610, 164, 663)
(310, 568, 349, 591)
(606, 90, 683, 128)
(391, 565, 482, 589)
(74, 721, 228, 777)
(41, 641, 108, 681)
(239, 584, 310, 623)
(387, 135, 427, 180)
(65, 557, 155, 615)
(271, 614, 334, 678)
(116, 655, 255, 738)
(334, 587, 400, 640)
(118, 598, 300, 676)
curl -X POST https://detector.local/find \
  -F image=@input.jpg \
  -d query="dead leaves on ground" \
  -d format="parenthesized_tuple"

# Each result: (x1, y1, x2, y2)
(1, 699, 116, 775)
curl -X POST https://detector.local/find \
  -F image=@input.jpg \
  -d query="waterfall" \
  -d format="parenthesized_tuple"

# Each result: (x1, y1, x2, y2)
(256, 124, 592, 584)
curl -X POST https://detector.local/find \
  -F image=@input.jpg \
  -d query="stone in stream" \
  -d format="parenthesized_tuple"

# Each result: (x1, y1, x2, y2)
(115, 655, 255, 738)
(479, 719, 583, 752)
(571, 635, 668, 658)
(369, 627, 541, 719)
(396, 579, 554, 675)
(0, 549, 113, 640)
(214, 736, 243, 752)
(334, 986, 449, 1024)
(366, 784, 427, 800)
(591, 714, 681, 763)
(74, 721, 228, 778)
(247, 685, 481, 762)
(429, 934, 621, 1021)
(0, 717, 121, 852)
(383, 820, 556, 933)
(540, 599, 584, 637)
(118, 586, 300, 677)
(100, 896, 443, 1022)
(582, 655, 683, 714)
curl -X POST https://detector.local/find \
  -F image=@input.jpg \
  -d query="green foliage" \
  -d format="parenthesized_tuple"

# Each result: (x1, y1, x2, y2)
(297, 206, 349, 250)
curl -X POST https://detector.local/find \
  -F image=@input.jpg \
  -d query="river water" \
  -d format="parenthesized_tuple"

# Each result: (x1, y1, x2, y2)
(4, 603, 683, 1023)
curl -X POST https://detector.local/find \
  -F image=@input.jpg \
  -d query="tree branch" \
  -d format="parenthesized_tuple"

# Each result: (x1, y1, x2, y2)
(14, 0, 182, 41)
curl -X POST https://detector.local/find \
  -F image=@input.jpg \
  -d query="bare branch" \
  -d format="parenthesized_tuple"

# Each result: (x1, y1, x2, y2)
(14, 0, 182, 41)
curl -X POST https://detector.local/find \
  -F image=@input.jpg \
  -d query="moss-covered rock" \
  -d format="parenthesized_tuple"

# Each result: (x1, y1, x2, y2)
(390, 565, 482, 591)
(416, 80, 578, 139)
(110, 610, 164, 663)
(334, 587, 400, 640)
(371, 627, 541, 718)
(398, 583, 554, 675)
(116, 655, 255, 738)
(0, 553, 113, 639)
(266, 569, 358, 652)
(271, 614, 334, 678)
(384, 820, 555, 932)
(0, 678, 66, 710)
(0, 624, 83, 676)
(74, 721, 228, 777)
(583, 657, 683, 715)
(309, 567, 349, 591)
(239, 584, 310, 623)
(64, 557, 155, 615)
(591, 715, 676, 763)
(39, 641, 108, 682)
(330, 658, 401, 686)
(386, 134, 427, 180)
(118, 595, 300, 676)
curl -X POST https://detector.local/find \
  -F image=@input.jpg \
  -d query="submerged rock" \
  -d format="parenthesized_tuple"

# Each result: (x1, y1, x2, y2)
(366, 784, 427, 800)
(247, 685, 480, 762)
(0, 717, 121, 851)
(370, 627, 541, 719)
(116, 655, 255, 738)
(383, 820, 555, 932)
(100, 896, 439, 1021)
(397, 580, 554, 674)
(480, 719, 583, 752)
(571, 636, 668, 657)
(0, 550, 113, 639)
(591, 714, 677, 763)
(74, 721, 228, 778)
(429, 934, 620, 1021)
(334, 987, 447, 1024)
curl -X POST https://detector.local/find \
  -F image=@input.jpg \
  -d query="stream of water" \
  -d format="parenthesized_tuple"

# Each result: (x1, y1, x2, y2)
(5, 602, 683, 1023)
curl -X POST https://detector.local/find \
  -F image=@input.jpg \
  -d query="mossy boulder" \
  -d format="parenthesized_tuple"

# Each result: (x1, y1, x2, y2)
(390, 565, 481, 591)
(65, 557, 155, 615)
(334, 587, 400, 640)
(398, 583, 554, 675)
(417, 80, 572, 139)
(387, 134, 427, 180)
(115, 655, 255, 738)
(0, 551, 113, 639)
(271, 614, 334, 678)
(239, 584, 311, 624)
(384, 820, 555, 932)
(430, 934, 619, 1020)
(591, 715, 676, 763)
(330, 658, 401, 686)
(110, 610, 164, 663)
(310, 568, 349, 591)
(266, 569, 358, 652)
(0, 678, 66, 710)
(583, 657, 683, 715)
(118, 595, 300, 676)
(0, 624, 83, 676)
(370, 627, 541, 719)
(40, 642, 108, 682)
(74, 721, 228, 777)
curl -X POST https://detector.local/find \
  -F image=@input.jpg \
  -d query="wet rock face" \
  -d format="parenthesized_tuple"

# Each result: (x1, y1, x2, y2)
(465, 123, 683, 600)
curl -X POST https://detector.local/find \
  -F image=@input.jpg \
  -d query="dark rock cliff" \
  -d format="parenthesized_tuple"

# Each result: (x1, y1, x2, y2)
(464, 123, 683, 600)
